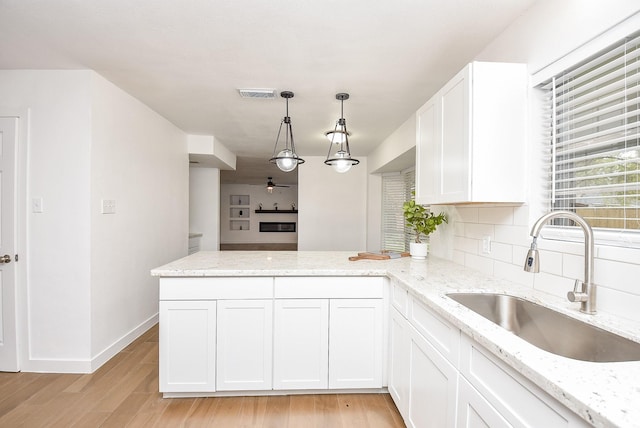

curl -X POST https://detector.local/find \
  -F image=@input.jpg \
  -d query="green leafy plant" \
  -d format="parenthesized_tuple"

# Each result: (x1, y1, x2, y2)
(402, 194, 448, 243)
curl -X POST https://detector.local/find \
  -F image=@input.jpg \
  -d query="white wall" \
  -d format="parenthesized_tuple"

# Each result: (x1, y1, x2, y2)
(90, 73, 188, 367)
(0, 70, 188, 372)
(220, 183, 298, 244)
(189, 167, 220, 250)
(428, 1, 640, 322)
(298, 157, 367, 251)
(0, 70, 93, 368)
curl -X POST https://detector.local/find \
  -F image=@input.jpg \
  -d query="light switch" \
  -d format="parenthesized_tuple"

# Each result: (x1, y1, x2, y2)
(32, 197, 44, 213)
(101, 199, 116, 214)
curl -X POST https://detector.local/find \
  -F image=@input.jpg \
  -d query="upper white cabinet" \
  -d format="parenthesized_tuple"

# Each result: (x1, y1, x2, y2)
(416, 61, 527, 205)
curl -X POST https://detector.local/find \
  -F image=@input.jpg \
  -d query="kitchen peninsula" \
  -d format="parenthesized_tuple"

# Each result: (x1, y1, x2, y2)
(151, 251, 640, 428)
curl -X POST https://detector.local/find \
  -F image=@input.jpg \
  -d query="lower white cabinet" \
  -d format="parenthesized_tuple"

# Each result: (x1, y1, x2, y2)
(273, 299, 329, 390)
(388, 289, 591, 428)
(407, 317, 458, 428)
(159, 300, 217, 392)
(388, 307, 410, 415)
(457, 376, 510, 428)
(329, 299, 384, 389)
(216, 299, 273, 391)
(159, 276, 386, 396)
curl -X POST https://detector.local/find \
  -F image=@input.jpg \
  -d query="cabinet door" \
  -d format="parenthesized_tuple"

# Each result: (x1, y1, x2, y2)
(415, 96, 440, 204)
(159, 300, 216, 392)
(273, 299, 329, 390)
(216, 299, 273, 391)
(388, 307, 410, 421)
(407, 324, 458, 428)
(439, 65, 470, 203)
(329, 299, 383, 389)
(457, 376, 511, 428)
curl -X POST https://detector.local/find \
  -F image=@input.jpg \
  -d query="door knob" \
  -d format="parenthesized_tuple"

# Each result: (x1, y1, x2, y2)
(0, 254, 11, 264)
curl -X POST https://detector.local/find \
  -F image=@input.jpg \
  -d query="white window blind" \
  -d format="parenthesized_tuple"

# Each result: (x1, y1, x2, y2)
(539, 30, 640, 232)
(381, 169, 415, 252)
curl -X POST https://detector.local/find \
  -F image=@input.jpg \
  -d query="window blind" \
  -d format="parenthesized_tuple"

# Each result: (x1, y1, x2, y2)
(540, 31, 640, 231)
(381, 169, 415, 252)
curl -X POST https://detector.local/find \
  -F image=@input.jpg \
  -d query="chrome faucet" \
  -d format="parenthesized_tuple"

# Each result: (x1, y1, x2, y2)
(524, 211, 596, 314)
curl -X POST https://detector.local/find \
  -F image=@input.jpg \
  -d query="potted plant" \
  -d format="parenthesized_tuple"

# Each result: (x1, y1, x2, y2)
(402, 195, 448, 259)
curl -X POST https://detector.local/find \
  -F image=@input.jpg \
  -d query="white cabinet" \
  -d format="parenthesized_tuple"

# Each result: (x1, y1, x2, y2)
(457, 376, 510, 428)
(216, 299, 273, 391)
(159, 300, 216, 392)
(407, 323, 458, 428)
(416, 61, 527, 205)
(388, 307, 410, 415)
(329, 299, 384, 389)
(273, 299, 329, 390)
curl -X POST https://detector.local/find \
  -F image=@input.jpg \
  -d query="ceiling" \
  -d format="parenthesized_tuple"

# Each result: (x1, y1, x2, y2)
(0, 0, 536, 184)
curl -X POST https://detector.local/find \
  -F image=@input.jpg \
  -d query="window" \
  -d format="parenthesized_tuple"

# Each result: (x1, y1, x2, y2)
(539, 31, 640, 238)
(381, 169, 415, 252)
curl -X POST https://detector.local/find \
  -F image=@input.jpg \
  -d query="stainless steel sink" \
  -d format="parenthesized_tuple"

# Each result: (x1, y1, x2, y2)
(447, 293, 640, 362)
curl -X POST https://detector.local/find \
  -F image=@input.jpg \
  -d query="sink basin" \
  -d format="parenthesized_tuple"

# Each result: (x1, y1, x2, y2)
(447, 293, 640, 362)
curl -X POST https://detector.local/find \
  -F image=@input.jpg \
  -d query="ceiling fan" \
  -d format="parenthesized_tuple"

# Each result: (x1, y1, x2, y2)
(266, 177, 290, 193)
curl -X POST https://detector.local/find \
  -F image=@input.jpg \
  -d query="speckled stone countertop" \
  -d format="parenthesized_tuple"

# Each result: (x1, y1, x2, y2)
(151, 251, 640, 428)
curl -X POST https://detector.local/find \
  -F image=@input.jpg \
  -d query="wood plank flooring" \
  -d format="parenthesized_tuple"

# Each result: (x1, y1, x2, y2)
(0, 324, 406, 427)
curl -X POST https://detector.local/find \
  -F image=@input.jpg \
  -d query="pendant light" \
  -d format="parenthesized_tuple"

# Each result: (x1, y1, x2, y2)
(269, 91, 305, 172)
(324, 93, 359, 173)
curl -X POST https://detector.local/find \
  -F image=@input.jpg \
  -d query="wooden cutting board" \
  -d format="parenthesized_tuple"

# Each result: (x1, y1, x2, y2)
(348, 251, 410, 261)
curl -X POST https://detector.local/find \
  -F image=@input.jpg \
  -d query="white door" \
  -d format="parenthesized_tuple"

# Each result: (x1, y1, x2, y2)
(0, 117, 18, 372)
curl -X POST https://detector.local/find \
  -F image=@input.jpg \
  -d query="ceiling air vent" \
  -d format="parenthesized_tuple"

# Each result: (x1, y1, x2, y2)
(238, 89, 276, 99)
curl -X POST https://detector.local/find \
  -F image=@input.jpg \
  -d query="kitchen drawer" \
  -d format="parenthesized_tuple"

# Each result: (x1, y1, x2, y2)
(408, 296, 460, 366)
(274, 276, 385, 299)
(159, 277, 273, 300)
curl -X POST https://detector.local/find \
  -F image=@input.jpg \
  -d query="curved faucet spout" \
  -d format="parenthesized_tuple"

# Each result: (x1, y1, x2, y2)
(525, 211, 596, 314)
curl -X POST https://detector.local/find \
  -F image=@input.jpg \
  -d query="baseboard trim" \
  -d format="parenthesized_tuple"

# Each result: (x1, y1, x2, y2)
(21, 313, 158, 374)
(90, 313, 158, 373)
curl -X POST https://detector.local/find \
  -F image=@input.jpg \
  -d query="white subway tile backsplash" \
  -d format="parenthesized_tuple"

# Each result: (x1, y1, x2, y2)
(532, 272, 574, 298)
(596, 286, 640, 321)
(464, 223, 495, 239)
(594, 258, 640, 296)
(456, 207, 479, 223)
(494, 260, 535, 287)
(494, 224, 530, 246)
(478, 206, 514, 225)
(488, 241, 513, 263)
(465, 253, 494, 276)
(442, 205, 640, 323)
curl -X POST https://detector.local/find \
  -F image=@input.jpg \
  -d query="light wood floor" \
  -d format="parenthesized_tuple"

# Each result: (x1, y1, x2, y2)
(0, 324, 406, 427)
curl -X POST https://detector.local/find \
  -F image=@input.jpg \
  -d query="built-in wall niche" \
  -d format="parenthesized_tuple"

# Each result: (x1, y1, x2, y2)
(230, 208, 249, 218)
(230, 220, 250, 231)
(230, 195, 250, 206)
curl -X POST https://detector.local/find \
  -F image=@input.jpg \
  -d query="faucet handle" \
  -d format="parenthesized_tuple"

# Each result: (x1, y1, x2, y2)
(567, 279, 588, 303)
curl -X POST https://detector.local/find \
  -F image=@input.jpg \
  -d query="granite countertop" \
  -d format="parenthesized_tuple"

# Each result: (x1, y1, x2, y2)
(151, 251, 640, 428)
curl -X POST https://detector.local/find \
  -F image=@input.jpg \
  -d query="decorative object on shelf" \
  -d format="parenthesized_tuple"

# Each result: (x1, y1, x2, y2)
(269, 91, 305, 172)
(291, 203, 296, 210)
(259, 203, 263, 210)
(273, 202, 278, 210)
(324, 93, 360, 173)
(403, 192, 447, 260)
(266, 177, 290, 194)
(230, 195, 250, 206)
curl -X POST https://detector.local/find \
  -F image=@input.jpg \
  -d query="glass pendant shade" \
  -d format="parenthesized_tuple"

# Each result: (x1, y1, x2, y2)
(324, 93, 360, 172)
(269, 91, 305, 172)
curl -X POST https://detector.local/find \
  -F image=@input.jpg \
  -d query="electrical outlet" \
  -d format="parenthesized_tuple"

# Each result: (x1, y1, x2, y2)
(482, 236, 491, 254)
(101, 199, 116, 214)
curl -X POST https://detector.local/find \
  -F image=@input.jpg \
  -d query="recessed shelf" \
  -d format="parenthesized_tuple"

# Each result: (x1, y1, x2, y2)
(230, 195, 250, 206)
(255, 209, 298, 214)
(230, 220, 250, 231)
(230, 208, 250, 218)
